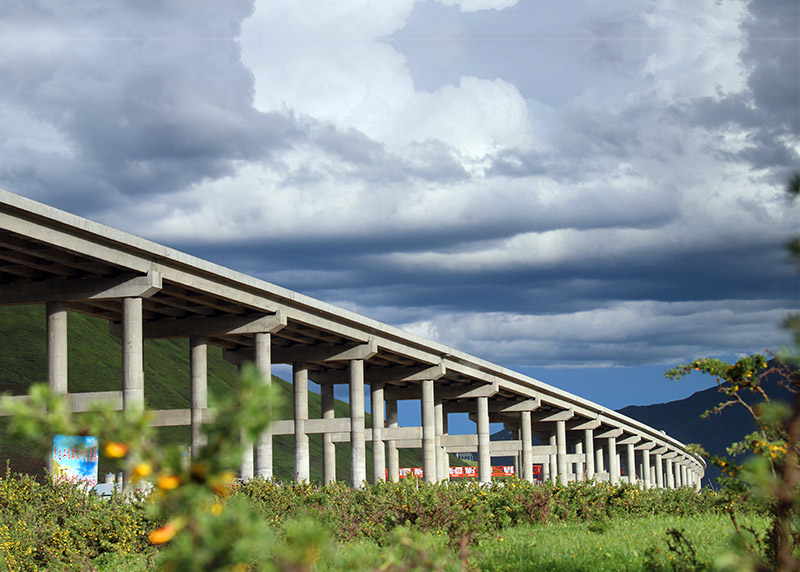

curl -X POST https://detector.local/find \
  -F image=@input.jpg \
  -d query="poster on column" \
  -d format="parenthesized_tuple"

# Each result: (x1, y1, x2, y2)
(52, 435, 99, 487)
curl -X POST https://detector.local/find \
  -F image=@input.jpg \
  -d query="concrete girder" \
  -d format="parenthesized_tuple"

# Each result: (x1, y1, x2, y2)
(314, 362, 446, 385)
(274, 338, 378, 364)
(123, 310, 287, 340)
(0, 270, 162, 306)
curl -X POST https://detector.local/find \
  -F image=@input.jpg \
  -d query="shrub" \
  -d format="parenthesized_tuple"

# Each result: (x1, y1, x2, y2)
(0, 469, 152, 572)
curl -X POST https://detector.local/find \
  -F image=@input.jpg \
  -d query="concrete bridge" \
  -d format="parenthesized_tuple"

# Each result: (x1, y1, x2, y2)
(0, 189, 705, 488)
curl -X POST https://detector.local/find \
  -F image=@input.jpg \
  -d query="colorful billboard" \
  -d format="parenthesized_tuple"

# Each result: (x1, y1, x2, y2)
(52, 435, 99, 487)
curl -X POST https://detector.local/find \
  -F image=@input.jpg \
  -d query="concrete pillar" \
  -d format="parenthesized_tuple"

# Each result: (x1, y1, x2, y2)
(521, 411, 533, 482)
(386, 399, 399, 482)
(254, 332, 272, 479)
(190, 335, 208, 457)
(321, 383, 336, 485)
(596, 445, 605, 474)
(626, 443, 636, 484)
(607, 436, 619, 485)
(680, 463, 687, 488)
(666, 458, 675, 489)
(556, 420, 568, 485)
(655, 453, 664, 488)
(584, 429, 595, 480)
(238, 363, 254, 480)
(371, 381, 385, 483)
(122, 297, 144, 411)
(46, 301, 68, 475)
(350, 359, 366, 487)
(434, 398, 448, 481)
(549, 433, 558, 483)
(575, 442, 584, 481)
(441, 411, 450, 481)
(421, 379, 436, 483)
(46, 301, 68, 395)
(642, 448, 651, 489)
(293, 363, 309, 482)
(477, 396, 490, 483)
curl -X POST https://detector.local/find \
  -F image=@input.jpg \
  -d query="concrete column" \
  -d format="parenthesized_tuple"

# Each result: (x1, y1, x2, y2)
(642, 448, 651, 489)
(655, 453, 664, 488)
(626, 443, 636, 484)
(122, 297, 144, 412)
(350, 359, 366, 487)
(477, 396, 491, 483)
(238, 363, 254, 480)
(321, 383, 336, 485)
(434, 398, 448, 481)
(190, 335, 208, 457)
(371, 381, 385, 483)
(46, 301, 68, 474)
(386, 398, 399, 482)
(556, 420, 568, 485)
(595, 445, 607, 473)
(293, 363, 309, 482)
(254, 332, 272, 479)
(575, 442, 584, 481)
(421, 379, 436, 483)
(521, 411, 533, 482)
(680, 463, 687, 488)
(549, 434, 558, 483)
(666, 458, 675, 489)
(441, 411, 450, 481)
(584, 429, 595, 480)
(607, 436, 619, 485)
(46, 301, 68, 395)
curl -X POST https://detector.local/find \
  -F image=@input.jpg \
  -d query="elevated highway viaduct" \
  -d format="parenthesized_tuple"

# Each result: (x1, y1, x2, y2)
(0, 189, 704, 488)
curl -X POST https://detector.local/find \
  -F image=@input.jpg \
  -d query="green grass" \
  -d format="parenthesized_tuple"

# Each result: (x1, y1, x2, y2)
(473, 513, 768, 572)
(96, 513, 766, 572)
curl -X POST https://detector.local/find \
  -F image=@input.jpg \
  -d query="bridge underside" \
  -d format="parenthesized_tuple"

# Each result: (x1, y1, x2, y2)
(0, 189, 704, 488)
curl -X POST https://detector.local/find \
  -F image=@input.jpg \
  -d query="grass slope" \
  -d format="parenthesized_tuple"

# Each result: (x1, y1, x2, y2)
(0, 305, 432, 482)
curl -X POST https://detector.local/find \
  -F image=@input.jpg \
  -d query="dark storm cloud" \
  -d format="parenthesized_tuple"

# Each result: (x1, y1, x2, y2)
(678, 0, 799, 179)
(0, 0, 301, 214)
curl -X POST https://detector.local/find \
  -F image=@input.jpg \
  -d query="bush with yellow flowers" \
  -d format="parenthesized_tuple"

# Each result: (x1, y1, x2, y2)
(1, 365, 334, 572)
(0, 467, 152, 572)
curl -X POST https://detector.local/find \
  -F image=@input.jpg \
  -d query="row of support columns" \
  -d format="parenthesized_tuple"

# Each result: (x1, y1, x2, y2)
(41, 299, 703, 489)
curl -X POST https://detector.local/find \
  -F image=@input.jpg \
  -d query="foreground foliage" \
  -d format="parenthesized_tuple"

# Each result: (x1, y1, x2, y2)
(0, 470, 755, 572)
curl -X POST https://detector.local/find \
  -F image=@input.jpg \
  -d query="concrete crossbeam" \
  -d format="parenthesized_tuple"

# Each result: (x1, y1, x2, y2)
(437, 382, 499, 400)
(275, 338, 378, 364)
(135, 310, 286, 339)
(315, 362, 446, 385)
(0, 270, 162, 304)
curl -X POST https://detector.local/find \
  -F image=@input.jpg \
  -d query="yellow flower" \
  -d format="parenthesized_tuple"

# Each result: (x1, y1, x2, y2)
(131, 463, 152, 482)
(103, 441, 129, 459)
(149, 523, 177, 545)
(211, 502, 224, 516)
(157, 474, 182, 491)
(210, 471, 237, 497)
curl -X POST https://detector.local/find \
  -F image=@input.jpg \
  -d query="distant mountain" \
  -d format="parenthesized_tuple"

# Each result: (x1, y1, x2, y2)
(484, 364, 795, 487)
(618, 365, 795, 486)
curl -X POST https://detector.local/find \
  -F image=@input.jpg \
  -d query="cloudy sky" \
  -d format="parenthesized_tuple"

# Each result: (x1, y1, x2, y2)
(1, 0, 798, 409)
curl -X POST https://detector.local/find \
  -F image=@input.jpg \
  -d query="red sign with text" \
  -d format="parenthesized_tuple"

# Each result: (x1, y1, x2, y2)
(388, 464, 543, 479)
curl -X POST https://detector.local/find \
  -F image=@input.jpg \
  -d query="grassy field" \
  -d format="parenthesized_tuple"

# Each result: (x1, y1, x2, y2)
(84, 513, 767, 572)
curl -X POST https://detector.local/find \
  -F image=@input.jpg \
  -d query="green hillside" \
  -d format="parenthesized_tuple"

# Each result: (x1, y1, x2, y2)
(0, 305, 435, 483)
